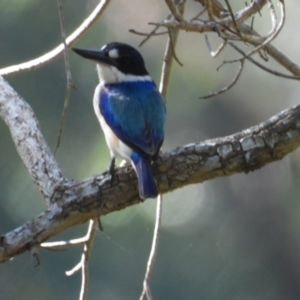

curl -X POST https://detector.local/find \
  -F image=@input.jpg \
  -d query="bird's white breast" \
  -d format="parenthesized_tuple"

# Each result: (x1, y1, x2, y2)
(93, 83, 133, 162)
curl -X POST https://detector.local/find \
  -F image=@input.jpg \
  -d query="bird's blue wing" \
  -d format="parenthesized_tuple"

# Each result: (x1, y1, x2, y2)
(99, 81, 165, 157)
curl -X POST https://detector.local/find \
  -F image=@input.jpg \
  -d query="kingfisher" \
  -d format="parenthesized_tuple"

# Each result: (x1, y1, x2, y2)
(73, 42, 166, 199)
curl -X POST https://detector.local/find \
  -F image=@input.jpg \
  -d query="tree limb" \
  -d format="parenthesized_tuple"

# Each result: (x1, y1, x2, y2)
(0, 76, 68, 203)
(1, 0, 299, 273)
(1, 76, 300, 263)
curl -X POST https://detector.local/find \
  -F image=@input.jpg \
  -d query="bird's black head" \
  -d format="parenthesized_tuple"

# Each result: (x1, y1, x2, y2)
(73, 42, 149, 76)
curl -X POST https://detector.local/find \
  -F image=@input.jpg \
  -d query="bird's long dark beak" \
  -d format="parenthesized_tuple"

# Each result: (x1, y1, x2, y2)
(72, 48, 116, 66)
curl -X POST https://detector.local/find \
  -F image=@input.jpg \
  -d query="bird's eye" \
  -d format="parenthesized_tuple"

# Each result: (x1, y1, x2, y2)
(121, 57, 131, 65)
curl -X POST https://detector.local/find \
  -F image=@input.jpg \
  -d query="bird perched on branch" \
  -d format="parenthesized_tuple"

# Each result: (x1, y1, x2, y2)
(73, 42, 166, 199)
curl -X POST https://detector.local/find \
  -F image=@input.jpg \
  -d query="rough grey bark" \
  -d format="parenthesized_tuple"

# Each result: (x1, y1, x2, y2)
(0, 77, 69, 204)
(0, 74, 300, 263)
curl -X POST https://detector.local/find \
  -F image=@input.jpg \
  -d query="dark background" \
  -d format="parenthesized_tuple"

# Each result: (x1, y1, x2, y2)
(1, 1, 300, 299)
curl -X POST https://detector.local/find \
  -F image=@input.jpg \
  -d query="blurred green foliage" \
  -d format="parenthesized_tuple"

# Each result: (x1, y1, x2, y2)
(1, 1, 300, 299)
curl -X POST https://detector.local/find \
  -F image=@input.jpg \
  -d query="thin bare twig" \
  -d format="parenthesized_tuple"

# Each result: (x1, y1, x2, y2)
(224, 0, 241, 36)
(139, 195, 163, 300)
(200, 59, 245, 99)
(42, 219, 98, 300)
(140, 2, 184, 299)
(54, 0, 76, 155)
(129, 12, 172, 47)
(159, 1, 185, 100)
(206, 0, 215, 20)
(195, 0, 229, 19)
(251, 15, 255, 30)
(237, 22, 300, 76)
(139, 26, 163, 47)
(190, 6, 207, 22)
(205, 34, 227, 57)
(243, 0, 284, 59)
(67, 219, 98, 300)
(129, 29, 168, 37)
(0, 0, 111, 76)
(167, 28, 184, 66)
(42, 237, 87, 250)
(215, 26, 300, 81)
(165, 0, 184, 22)
(258, 49, 269, 62)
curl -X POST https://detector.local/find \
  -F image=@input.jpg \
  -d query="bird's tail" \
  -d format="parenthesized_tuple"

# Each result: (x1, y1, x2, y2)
(131, 153, 158, 199)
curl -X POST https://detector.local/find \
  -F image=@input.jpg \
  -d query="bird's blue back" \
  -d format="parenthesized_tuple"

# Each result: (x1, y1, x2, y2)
(99, 80, 165, 158)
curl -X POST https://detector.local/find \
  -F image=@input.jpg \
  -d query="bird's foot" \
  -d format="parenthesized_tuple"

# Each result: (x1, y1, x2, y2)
(107, 157, 116, 186)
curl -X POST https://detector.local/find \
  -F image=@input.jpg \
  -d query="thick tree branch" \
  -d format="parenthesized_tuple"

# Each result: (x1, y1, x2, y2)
(1, 91, 300, 263)
(0, 77, 68, 203)
(1, 0, 299, 272)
